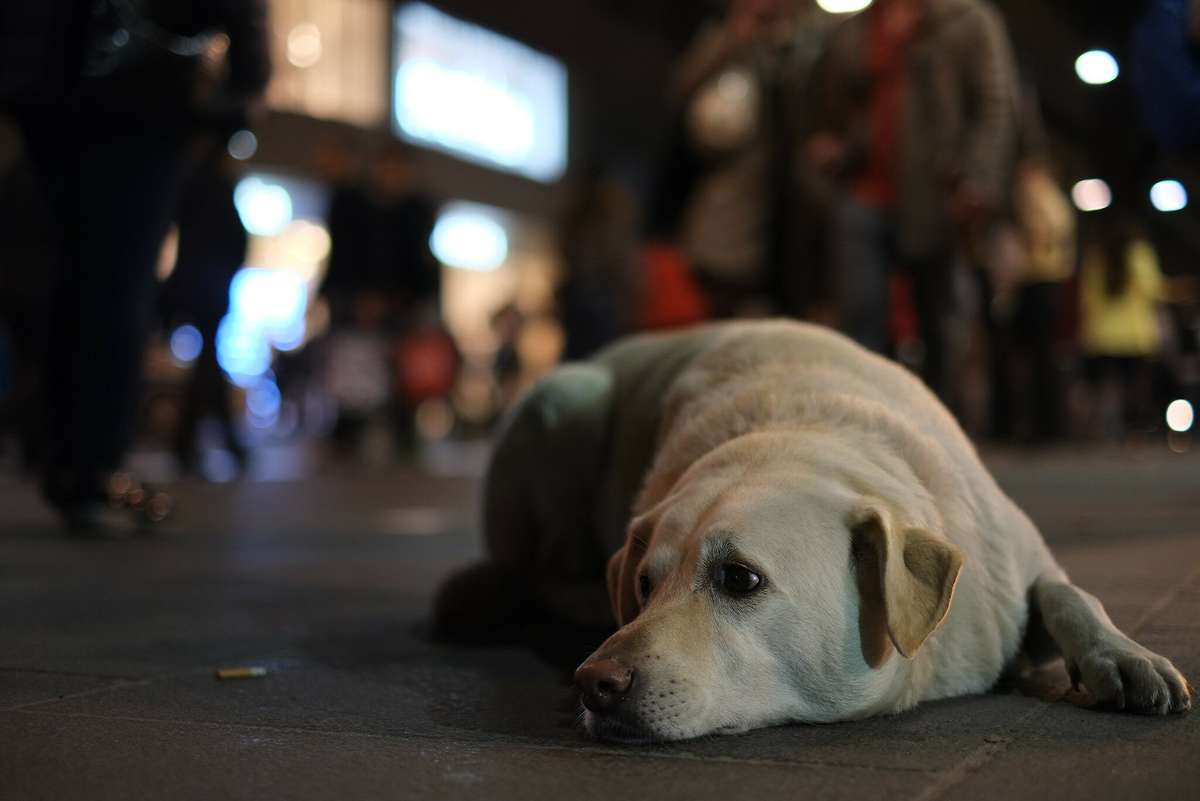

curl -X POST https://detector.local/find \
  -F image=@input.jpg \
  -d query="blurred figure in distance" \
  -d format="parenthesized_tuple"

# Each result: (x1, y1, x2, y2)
(0, 0, 270, 531)
(160, 137, 249, 475)
(807, 0, 1019, 399)
(650, 0, 838, 319)
(0, 148, 59, 474)
(368, 145, 440, 326)
(1131, 0, 1200, 153)
(315, 136, 373, 326)
(1079, 210, 1196, 442)
(322, 145, 440, 460)
(990, 159, 1076, 443)
(558, 167, 642, 361)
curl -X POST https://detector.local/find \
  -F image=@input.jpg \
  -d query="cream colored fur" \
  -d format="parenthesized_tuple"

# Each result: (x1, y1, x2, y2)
(478, 321, 1191, 742)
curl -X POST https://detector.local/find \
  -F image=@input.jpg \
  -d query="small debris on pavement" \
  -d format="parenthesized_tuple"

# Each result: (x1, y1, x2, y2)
(216, 667, 268, 680)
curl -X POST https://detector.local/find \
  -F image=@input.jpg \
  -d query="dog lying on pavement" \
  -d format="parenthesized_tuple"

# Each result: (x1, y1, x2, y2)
(439, 321, 1192, 742)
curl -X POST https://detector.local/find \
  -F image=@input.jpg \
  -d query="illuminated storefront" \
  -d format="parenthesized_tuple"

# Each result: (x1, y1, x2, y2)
(204, 0, 573, 437)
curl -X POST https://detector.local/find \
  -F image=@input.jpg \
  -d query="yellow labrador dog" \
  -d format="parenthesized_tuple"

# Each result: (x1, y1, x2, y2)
(460, 321, 1191, 742)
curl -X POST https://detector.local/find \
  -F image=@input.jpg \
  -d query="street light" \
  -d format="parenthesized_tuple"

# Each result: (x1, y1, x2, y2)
(1076, 50, 1119, 85)
(1071, 179, 1112, 212)
(816, 0, 873, 13)
(1150, 180, 1188, 212)
(1166, 400, 1194, 433)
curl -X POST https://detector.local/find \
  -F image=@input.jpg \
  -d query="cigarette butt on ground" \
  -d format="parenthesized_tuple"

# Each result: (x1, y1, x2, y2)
(215, 667, 268, 680)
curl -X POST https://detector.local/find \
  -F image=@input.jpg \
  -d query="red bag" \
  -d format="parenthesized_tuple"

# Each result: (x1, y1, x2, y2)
(638, 241, 711, 330)
(395, 330, 458, 404)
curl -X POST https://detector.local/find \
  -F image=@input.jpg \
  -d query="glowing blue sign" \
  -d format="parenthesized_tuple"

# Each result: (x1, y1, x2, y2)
(393, 3, 567, 182)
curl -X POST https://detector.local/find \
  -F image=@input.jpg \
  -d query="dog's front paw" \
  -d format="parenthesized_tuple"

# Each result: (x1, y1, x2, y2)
(1068, 639, 1192, 715)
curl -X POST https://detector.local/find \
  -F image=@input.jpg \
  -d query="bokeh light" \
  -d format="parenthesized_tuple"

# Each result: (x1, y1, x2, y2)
(216, 314, 272, 385)
(717, 71, 750, 101)
(415, 398, 455, 440)
(169, 324, 203, 364)
(287, 23, 322, 68)
(817, 0, 873, 12)
(1075, 50, 1119, 85)
(1166, 399, 1194, 433)
(227, 130, 258, 161)
(431, 204, 509, 271)
(234, 177, 294, 236)
(1071, 179, 1112, 212)
(1150, 180, 1188, 212)
(246, 375, 283, 428)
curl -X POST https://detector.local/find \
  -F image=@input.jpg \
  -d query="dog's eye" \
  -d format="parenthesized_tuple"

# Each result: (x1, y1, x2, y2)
(721, 564, 762, 595)
(639, 574, 652, 603)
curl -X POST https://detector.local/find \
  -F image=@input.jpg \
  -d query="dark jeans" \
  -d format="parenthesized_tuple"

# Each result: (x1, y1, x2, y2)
(991, 282, 1064, 441)
(20, 120, 188, 496)
(831, 198, 955, 399)
(1083, 355, 1153, 434)
(694, 270, 768, 320)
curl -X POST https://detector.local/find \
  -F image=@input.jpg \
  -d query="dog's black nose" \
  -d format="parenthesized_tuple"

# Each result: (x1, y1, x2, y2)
(575, 658, 634, 714)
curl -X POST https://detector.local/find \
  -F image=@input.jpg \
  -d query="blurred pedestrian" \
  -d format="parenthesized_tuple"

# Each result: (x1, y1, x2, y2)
(807, 0, 1018, 398)
(651, 0, 837, 319)
(160, 138, 248, 474)
(558, 168, 641, 360)
(1131, 0, 1200, 153)
(0, 0, 269, 531)
(322, 146, 440, 459)
(0, 152, 59, 472)
(990, 159, 1076, 443)
(314, 136, 373, 325)
(1079, 211, 1195, 440)
(368, 146, 440, 324)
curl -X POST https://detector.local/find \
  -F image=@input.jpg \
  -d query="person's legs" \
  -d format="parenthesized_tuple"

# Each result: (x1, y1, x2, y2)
(1117, 356, 1153, 435)
(1017, 282, 1063, 442)
(909, 253, 956, 401)
(831, 198, 892, 354)
(983, 280, 1015, 440)
(693, 272, 761, 320)
(22, 124, 188, 508)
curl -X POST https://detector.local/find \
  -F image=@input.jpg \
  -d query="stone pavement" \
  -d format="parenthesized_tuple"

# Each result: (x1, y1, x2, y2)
(2, 447, 1199, 800)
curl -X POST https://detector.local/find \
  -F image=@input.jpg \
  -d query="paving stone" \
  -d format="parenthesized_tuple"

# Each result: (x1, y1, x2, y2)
(0, 712, 937, 801)
(0, 670, 127, 709)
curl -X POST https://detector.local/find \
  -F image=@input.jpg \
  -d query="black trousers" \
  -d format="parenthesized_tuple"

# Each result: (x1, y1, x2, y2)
(990, 282, 1064, 441)
(831, 198, 955, 401)
(20, 119, 188, 494)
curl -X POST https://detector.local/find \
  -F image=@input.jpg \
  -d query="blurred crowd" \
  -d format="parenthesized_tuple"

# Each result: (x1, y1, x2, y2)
(0, 0, 1198, 533)
(565, 0, 1200, 448)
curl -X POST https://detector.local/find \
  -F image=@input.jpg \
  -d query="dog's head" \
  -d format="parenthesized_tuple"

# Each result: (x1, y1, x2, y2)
(576, 432, 963, 742)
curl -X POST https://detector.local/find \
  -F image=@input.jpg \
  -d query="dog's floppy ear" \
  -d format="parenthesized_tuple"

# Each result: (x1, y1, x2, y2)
(606, 519, 650, 628)
(850, 501, 963, 667)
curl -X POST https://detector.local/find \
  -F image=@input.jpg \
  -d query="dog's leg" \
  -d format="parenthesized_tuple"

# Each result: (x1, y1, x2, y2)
(1032, 571, 1192, 714)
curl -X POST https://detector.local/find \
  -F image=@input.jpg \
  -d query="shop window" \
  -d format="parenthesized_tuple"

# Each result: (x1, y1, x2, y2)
(266, 0, 390, 127)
